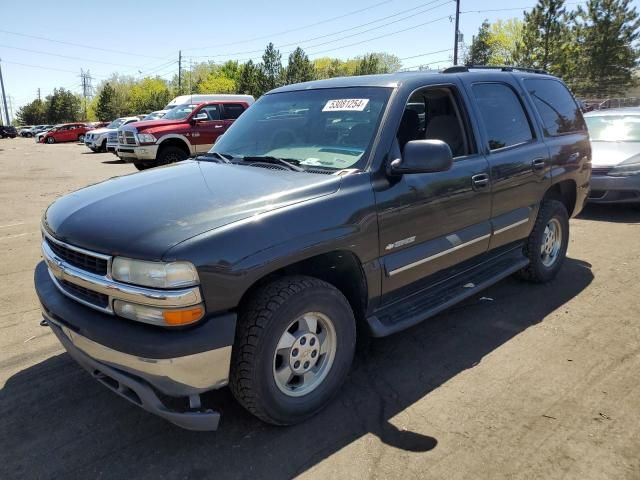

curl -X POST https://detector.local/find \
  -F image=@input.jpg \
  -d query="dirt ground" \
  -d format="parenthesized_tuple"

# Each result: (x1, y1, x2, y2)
(0, 137, 639, 480)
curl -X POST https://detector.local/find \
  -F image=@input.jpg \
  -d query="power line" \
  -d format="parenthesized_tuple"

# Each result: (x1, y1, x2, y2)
(399, 48, 453, 61)
(0, 29, 166, 59)
(0, 44, 142, 68)
(183, 0, 395, 51)
(189, 0, 453, 59)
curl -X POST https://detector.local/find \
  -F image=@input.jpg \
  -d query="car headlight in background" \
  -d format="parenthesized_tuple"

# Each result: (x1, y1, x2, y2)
(609, 160, 640, 177)
(111, 257, 199, 288)
(137, 133, 157, 144)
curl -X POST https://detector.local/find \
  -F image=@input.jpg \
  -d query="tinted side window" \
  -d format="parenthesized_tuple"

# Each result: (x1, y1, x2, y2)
(201, 105, 221, 120)
(472, 83, 533, 151)
(222, 103, 246, 120)
(525, 79, 586, 136)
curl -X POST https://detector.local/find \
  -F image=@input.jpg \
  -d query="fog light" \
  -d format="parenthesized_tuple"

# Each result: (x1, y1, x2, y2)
(113, 300, 204, 327)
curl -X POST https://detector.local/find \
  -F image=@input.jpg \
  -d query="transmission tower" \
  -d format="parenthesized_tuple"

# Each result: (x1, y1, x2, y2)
(79, 69, 94, 120)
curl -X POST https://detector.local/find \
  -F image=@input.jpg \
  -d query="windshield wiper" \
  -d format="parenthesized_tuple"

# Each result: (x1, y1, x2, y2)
(196, 151, 234, 163)
(240, 155, 305, 172)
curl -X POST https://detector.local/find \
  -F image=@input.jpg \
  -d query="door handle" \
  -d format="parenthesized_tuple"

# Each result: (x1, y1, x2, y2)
(471, 173, 490, 191)
(532, 158, 546, 171)
(214, 125, 224, 129)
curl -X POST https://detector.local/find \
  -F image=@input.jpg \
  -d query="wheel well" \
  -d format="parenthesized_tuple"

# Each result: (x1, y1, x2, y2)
(158, 138, 190, 156)
(545, 180, 577, 216)
(239, 251, 368, 326)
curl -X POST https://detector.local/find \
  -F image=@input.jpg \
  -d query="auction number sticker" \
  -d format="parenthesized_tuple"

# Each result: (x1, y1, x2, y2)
(322, 98, 370, 112)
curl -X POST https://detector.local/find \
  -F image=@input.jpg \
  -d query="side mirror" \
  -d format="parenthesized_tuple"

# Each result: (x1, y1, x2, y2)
(388, 140, 453, 176)
(192, 113, 208, 123)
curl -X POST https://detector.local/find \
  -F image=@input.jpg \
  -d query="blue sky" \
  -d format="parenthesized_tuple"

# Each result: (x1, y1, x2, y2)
(1, 0, 597, 115)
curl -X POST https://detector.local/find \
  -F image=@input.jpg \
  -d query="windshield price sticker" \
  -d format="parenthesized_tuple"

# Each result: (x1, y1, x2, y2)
(322, 99, 370, 112)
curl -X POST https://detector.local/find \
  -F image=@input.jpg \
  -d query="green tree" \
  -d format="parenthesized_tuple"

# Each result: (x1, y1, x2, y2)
(258, 43, 283, 95)
(466, 20, 493, 64)
(370, 52, 402, 72)
(16, 99, 47, 125)
(354, 54, 381, 75)
(518, 0, 570, 71)
(95, 83, 118, 121)
(45, 88, 81, 123)
(572, 0, 640, 96)
(237, 60, 260, 96)
(128, 78, 172, 113)
(197, 75, 236, 94)
(285, 47, 315, 85)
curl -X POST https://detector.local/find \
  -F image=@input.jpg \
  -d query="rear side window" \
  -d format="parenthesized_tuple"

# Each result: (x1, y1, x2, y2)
(525, 79, 586, 136)
(222, 103, 246, 120)
(472, 83, 533, 151)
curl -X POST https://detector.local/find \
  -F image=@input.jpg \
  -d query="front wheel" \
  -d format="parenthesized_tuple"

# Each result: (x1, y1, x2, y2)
(46, 137, 55, 144)
(157, 146, 188, 166)
(518, 199, 569, 283)
(230, 276, 356, 426)
(78, 134, 85, 142)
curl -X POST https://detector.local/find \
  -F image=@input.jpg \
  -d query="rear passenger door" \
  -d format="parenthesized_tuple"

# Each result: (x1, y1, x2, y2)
(465, 81, 551, 250)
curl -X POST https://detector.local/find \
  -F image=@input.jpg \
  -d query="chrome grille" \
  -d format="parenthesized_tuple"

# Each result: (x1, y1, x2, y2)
(45, 236, 108, 276)
(124, 131, 137, 145)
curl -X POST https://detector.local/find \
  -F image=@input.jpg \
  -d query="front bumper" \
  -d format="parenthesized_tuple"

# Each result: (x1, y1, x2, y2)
(117, 144, 158, 162)
(34, 261, 237, 430)
(588, 174, 640, 204)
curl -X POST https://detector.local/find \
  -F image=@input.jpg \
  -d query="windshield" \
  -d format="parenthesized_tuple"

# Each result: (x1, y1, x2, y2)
(107, 118, 125, 129)
(585, 115, 640, 142)
(210, 87, 391, 170)
(163, 104, 196, 120)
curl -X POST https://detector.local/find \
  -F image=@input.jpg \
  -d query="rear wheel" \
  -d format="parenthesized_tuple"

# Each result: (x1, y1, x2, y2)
(230, 276, 356, 426)
(157, 146, 188, 166)
(46, 137, 55, 144)
(518, 199, 569, 283)
(78, 134, 85, 142)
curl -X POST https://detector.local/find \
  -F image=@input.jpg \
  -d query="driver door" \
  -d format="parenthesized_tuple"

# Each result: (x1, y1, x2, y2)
(192, 104, 227, 153)
(374, 84, 492, 301)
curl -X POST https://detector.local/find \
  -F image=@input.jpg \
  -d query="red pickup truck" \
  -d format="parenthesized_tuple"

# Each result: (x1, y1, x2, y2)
(116, 98, 253, 170)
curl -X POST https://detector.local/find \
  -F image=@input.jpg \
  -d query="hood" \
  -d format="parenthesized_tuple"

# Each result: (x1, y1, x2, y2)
(123, 118, 185, 131)
(591, 141, 640, 167)
(87, 127, 114, 135)
(43, 160, 341, 260)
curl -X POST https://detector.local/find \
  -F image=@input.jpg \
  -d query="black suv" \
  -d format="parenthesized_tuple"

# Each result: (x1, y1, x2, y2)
(35, 67, 591, 430)
(0, 125, 17, 138)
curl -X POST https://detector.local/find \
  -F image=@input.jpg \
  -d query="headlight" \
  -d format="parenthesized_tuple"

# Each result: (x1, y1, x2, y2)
(111, 257, 199, 288)
(609, 161, 640, 177)
(137, 133, 156, 144)
(113, 300, 205, 327)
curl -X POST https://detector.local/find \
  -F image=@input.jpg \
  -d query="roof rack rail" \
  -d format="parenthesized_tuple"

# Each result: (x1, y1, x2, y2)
(443, 65, 549, 75)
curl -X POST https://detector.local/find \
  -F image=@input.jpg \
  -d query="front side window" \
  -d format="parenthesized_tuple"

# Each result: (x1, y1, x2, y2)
(585, 115, 640, 142)
(472, 83, 533, 151)
(163, 104, 197, 120)
(211, 87, 391, 170)
(525, 79, 586, 136)
(199, 105, 221, 121)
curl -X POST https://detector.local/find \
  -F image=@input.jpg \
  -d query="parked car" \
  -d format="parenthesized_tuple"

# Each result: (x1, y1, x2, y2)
(0, 125, 18, 138)
(18, 125, 34, 136)
(116, 99, 252, 169)
(85, 117, 141, 152)
(34, 125, 60, 143)
(584, 107, 640, 205)
(35, 67, 590, 431)
(39, 123, 92, 144)
(142, 110, 169, 121)
(28, 124, 53, 138)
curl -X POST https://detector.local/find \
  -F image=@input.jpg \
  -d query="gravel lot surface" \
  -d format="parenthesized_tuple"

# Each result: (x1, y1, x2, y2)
(1, 137, 639, 479)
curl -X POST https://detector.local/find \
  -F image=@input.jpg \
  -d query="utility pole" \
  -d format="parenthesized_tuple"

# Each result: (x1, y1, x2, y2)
(0, 59, 10, 125)
(37, 88, 41, 101)
(453, 0, 461, 65)
(178, 50, 182, 94)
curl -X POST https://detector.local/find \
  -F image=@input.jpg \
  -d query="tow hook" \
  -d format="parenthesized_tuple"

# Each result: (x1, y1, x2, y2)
(39, 319, 48, 327)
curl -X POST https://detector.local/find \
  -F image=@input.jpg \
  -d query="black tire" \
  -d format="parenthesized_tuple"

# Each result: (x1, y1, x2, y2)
(100, 140, 107, 152)
(157, 145, 188, 166)
(518, 199, 569, 283)
(133, 161, 153, 170)
(78, 134, 85, 142)
(230, 275, 356, 426)
(46, 137, 55, 144)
